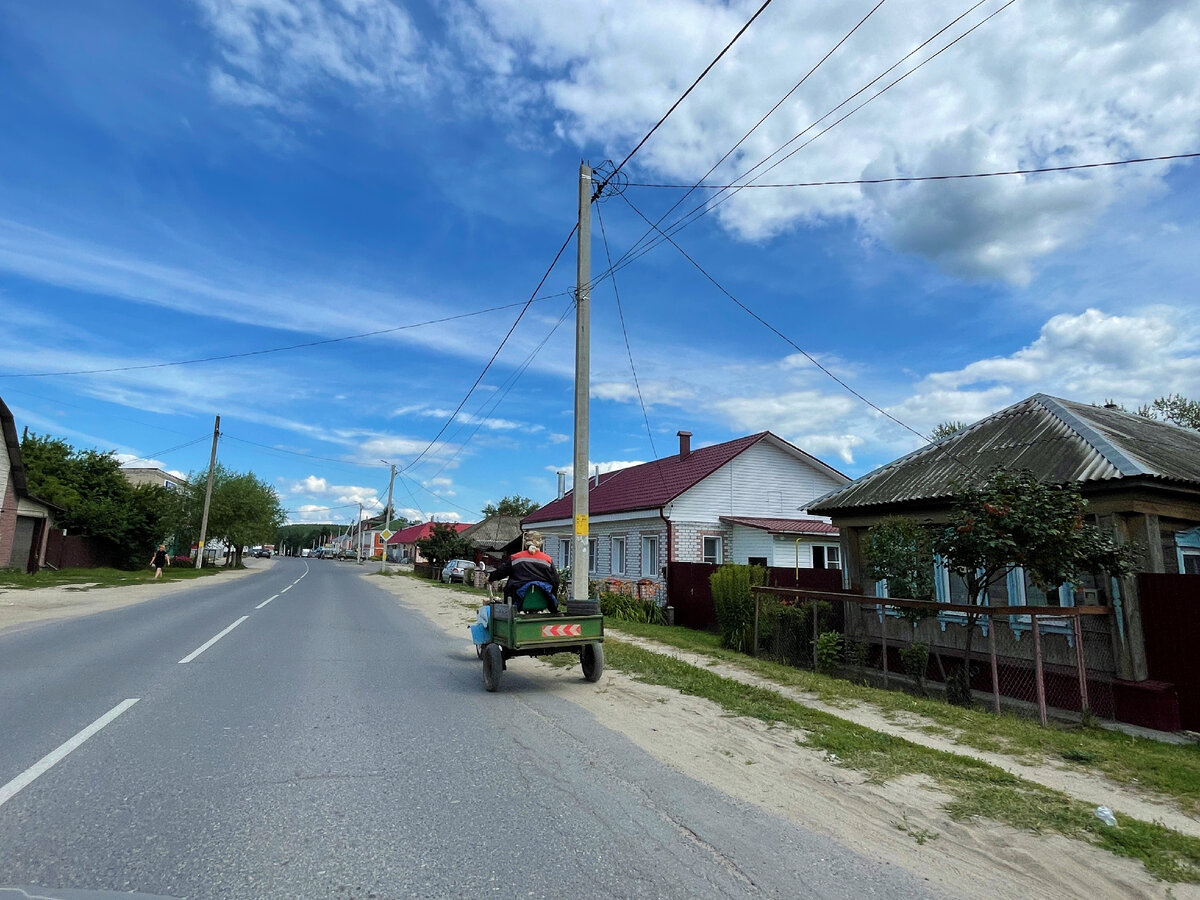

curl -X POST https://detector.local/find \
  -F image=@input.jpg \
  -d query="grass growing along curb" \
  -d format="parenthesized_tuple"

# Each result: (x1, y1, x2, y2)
(604, 637, 1200, 883)
(0, 565, 232, 590)
(612, 620, 1200, 816)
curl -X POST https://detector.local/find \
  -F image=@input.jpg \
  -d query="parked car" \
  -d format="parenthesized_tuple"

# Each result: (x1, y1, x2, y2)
(440, 559, 476, 584)
(253, 547, 271, 558)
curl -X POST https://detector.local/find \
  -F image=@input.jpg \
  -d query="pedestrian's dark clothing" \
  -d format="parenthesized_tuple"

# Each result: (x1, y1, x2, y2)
(153, 550, 168, 568)
(488, 549, 559, 611)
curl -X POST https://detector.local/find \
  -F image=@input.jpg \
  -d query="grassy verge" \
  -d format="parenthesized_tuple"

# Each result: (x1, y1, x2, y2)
(606, 638, 1200, 882)
(612, 620, 1200, 816)
(0, 566, 232, 590)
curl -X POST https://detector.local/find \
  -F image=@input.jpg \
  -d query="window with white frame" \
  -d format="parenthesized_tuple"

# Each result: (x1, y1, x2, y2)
(1177, 528, 1200, 575)
(641, 535, 659, 577)
(1005, 566, 1073, 607)
(702, 535, 722, 565)
(612, 537, 626, 575)
(812, 544, 841, 570)
(588, 538, 598, 574)
(559, 538, 571, 569)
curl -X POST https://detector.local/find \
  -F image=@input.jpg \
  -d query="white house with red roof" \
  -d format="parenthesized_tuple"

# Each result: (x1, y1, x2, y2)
(522, 430, 850, 587)
(387, 520, 472, 564)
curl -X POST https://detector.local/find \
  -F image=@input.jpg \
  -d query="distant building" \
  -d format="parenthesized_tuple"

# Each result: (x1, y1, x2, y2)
(0, 396, 56, 572)
(121, 467, 187, 491)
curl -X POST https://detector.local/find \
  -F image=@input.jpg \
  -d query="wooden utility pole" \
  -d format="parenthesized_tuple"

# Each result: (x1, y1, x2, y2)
(194, 415, 220, 569)
(571, 162, 593, 610)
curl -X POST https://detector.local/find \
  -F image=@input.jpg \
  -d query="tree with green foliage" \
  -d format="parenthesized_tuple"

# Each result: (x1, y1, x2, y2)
(20, 433, 174, 569)
(416, 522, 473, 571)
(929, 421, 968, 442)
(164, 463, 285, 566)
(1102, 394, 1200, 431)
(863, 516, 936, 603)
(482, 495, 540, 518)
(932, 468, 1137, 705)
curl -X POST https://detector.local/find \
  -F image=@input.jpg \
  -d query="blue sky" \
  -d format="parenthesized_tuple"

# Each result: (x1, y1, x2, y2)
(1, 0, 1198, 526)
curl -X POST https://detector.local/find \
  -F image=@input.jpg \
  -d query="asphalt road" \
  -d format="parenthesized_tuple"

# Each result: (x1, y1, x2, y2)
(0, 560, 943, 899)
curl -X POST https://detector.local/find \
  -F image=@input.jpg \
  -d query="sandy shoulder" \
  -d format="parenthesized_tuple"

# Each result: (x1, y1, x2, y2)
(0, 560, 269, 635)
(370, 571, 1196, 900)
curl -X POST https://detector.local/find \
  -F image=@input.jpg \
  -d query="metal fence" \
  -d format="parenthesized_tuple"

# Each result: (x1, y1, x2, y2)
(752, 587, 1116, 726)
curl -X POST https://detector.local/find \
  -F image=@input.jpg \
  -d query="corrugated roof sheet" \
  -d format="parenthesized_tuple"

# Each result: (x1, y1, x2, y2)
(387, 521, 471, 544)
(810, 394, 1200, 514)
(460, 515, 522, 549)
(720, 516, 839, 535)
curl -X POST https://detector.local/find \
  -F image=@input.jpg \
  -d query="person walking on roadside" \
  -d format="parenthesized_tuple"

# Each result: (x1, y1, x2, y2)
(151, 544, 170, 580)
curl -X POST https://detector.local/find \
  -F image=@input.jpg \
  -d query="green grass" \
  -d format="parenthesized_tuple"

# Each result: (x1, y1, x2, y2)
(610, 620, 1200, 816)
(605, 638, 1200, 882)
(0, 565, 230, 590)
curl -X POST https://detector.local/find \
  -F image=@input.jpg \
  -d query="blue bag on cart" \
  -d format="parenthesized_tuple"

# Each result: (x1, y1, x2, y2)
(470, 605, 490, 644)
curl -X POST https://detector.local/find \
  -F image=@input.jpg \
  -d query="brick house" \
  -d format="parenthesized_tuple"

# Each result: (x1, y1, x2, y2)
(522, 430, 850, 590)
(0, 397, 56, 573)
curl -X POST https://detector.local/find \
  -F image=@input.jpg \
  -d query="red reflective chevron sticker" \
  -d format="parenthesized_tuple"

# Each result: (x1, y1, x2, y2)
(541, 623, 582, 637)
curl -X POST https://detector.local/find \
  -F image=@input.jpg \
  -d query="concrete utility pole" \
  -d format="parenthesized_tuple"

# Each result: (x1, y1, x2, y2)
(381, 462, 396, 573)
(194, 415, 220, 569)
(357, 501, 364, 564)
(571, 162, 593, 609)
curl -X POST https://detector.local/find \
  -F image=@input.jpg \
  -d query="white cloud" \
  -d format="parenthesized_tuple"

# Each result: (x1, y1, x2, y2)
(458, 0, 1200, 281)
(546, 459, 645, 479)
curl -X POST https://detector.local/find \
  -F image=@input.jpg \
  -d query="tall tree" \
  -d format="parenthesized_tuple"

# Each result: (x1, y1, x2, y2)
(929, 421, 968, 442)
(416, 523, 473, 571)
(20, 433, 172, 569)
(482, 495, 540, 518)
(1101, 394, 1200, 431)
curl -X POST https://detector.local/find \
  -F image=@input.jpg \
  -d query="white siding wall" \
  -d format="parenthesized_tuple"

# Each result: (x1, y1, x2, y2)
(538, 521, 668, 581)
(773, 535, 814, 568)
(730, 526, 774, 564)
(670, 439, 844, 523)
(0, 437, 10, 507)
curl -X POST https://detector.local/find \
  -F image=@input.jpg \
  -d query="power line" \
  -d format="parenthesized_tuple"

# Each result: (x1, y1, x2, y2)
(623, 152, 1200, 189)
(397, 225, 579, 474)
(122, 434, 212, 466)
(221, 433, 389, 470)
(594, 201, 661, 466)
(399, 472, 480, 517)
(0, 295, 570, 379)
(619, 194, 935, 447)
(604, 0, 1011, 278)
(592, 0, 778, 199)
(603, 0, 895, 275)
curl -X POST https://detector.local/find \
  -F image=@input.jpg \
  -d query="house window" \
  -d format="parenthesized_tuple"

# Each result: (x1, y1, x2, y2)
(588, 538, 598, 574)
(1006, 567, 1073, 607)
(812, 545, 841, 570)
(748, 556, 768, 568)
(1177, 528, 1200, 574)
(641, 535, 659, 577)
(702, 536, 722, 565)
(559, 538, 571, 569)
(612, 537, 626, 575)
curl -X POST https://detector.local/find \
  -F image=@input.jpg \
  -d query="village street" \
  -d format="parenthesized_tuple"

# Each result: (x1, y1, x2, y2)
(1, 561, 1193, 899)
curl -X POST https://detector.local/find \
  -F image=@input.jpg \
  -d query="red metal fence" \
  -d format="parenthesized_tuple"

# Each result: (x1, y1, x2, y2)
(1139, 573, 1200, 731)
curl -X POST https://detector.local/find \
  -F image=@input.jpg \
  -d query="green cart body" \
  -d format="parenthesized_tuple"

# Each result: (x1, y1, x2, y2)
(479, 585, 605, 691)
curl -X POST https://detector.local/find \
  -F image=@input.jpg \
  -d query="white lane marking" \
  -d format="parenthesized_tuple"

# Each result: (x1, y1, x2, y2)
(0, 698, 139, 809)
(280, 585, 292, 594)
(178, 616, 249, 664)
(256, 594, 280, 610)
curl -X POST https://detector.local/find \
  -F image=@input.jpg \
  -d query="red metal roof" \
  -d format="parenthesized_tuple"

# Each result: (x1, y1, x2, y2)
(387, 521, 471, 544)
(524, 433, 776, 524)
(719, 516, 838, 535)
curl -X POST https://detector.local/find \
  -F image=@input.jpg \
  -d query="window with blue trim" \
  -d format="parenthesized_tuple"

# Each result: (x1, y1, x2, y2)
(1177, 528, 1200, 575)
(1005, 566, 1074, 643)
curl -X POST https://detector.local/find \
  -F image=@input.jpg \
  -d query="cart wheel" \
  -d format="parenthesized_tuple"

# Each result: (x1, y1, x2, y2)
(483, 643, 503, 692)
(581, 643, 605, 683)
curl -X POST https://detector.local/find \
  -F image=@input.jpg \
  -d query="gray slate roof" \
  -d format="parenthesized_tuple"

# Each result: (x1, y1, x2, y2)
(810, 394, 1200, 514)
(460, 515, 523, 550)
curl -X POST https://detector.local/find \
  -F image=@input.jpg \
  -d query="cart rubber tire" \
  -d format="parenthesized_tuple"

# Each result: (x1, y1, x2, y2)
(582, 642, 605, 683)
(483, 643, 503, 692)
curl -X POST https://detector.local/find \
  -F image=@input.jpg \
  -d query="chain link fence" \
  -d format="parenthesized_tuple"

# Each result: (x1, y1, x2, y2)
(751, 588, 1116, 725)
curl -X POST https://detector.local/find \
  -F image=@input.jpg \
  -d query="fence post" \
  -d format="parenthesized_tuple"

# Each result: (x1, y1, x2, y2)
(812, 598, 819, 670)
(1031, 613, 1048, 727)
(880, 608, 889, 689)
(1073, 613, 1090, 717)
(988, 611, 1001, 715)
(753, 592, 760, 658)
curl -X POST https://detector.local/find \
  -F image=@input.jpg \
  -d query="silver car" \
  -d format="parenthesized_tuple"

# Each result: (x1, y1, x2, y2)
(440, 558, 476, 584)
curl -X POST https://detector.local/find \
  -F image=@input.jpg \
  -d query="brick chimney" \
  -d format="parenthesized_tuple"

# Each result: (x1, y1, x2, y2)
(677, 430, 692, 460)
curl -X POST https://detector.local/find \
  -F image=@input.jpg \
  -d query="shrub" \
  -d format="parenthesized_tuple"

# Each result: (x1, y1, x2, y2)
(900, 641, 930, 693)
(710, 564, 765, 653)
(599, 591, 667, 625)
(815, 631, 842, 674)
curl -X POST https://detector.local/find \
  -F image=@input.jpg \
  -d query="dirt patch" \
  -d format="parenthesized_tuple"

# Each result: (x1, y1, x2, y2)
(374, 573, 1198, 900)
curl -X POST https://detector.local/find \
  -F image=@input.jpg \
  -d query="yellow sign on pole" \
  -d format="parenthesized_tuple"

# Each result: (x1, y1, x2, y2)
(380, 529, 394, 541)
(574, 514, 588, 535)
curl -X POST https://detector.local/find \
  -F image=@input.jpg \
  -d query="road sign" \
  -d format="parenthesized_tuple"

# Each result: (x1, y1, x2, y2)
(380, 529, 394, 540)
